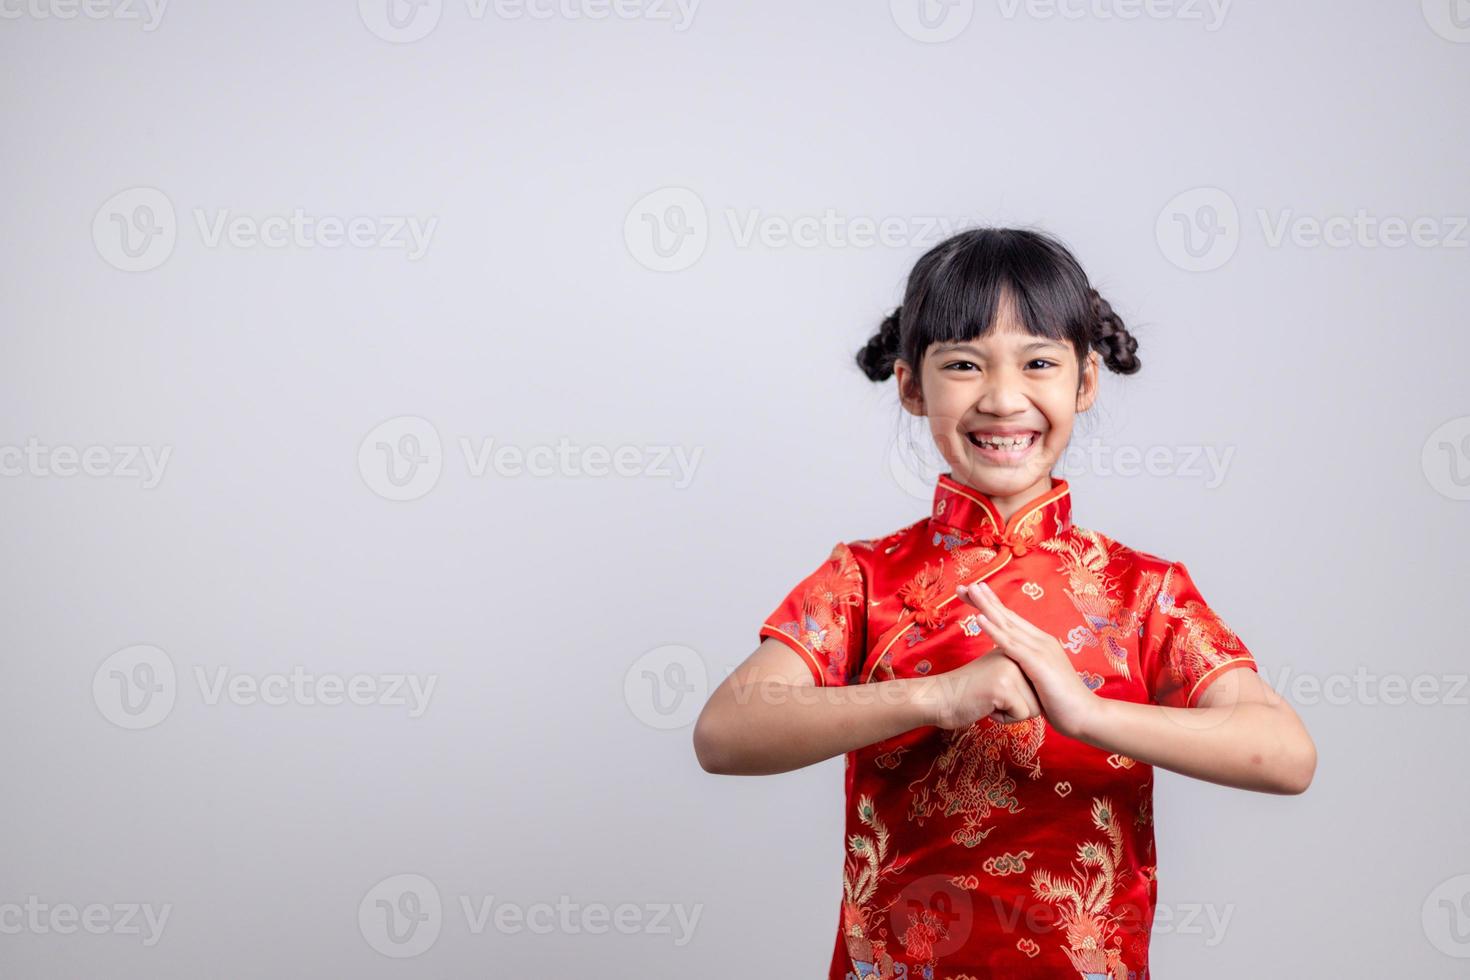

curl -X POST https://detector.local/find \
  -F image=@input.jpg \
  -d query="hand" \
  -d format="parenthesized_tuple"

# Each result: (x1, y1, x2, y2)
(925, 649, 1043, 731)
(955, 580, 1102, 740)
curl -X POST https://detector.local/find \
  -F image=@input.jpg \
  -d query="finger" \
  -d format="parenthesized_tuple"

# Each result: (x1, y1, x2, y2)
(975, 581, 1031, 631)
(954, 582, 982, 610)
(964, 581, 1023, 637)
(955, 584, 1007, 641)
(960, 582, 1011, 630)
(986, 621, 1037, 670)
(977, 609, 1021, 644)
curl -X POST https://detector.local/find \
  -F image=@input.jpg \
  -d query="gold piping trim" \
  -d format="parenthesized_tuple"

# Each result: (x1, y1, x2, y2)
(935, 476, 1071, 538)
(1185, 657, 1257, 707)
(760, 624, 828, 687)
(862, 550, 1015, 684)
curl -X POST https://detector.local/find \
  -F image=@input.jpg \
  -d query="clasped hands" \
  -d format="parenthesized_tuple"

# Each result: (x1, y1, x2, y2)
(926, 581, 1100, 740)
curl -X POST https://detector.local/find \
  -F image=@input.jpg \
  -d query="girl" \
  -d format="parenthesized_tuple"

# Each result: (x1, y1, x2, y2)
(693, 227, 1316, 980)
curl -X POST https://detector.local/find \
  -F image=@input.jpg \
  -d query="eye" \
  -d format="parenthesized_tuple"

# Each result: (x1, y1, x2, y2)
(943, 360, 980, 372)
(1025, 358, 1058, 370)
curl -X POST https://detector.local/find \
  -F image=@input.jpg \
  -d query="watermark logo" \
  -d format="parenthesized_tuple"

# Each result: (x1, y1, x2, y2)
(890, 874, 974, 958)
(358, 416, 444, 502)
(624, 644, 708, 729)
(93, 644, 177, 730)
(888, 423, 948, 504)
(995, 0, 1231, 30)
(1258, 664, 1470, 708)
(1423, 873, 1470, 957)
(93, 188, 438, 271)
(1156, 186, 1239, 272)
(624, 187, 983, 271)
(890, 0, 975, 42)
(1422, 0, 1470, 43)
(1422, 416, 1470, 501)
(624, 187, 708, 272)
(1057, 438, 1234, 488)
(93, 645, 439, 729)
(1158, 186, 1469, 270)
(358, 416, 703, 500)
(359, 0, 698, 42)
(359, 874, 701, 953)
(93, 187, 177, 273)
(886, 425, 1237, 503)
(360, 874, 443, 958)
(359, 0, 443, 42)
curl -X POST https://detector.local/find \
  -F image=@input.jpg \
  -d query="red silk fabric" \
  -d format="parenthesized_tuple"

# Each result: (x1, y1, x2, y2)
(759, 473, 1259, 979)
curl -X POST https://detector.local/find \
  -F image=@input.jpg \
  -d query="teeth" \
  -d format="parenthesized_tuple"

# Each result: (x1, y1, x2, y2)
(972, 433, 1035, 450)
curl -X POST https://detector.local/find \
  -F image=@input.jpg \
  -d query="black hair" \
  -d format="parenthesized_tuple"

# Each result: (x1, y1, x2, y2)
(856, 227, 1140, 391)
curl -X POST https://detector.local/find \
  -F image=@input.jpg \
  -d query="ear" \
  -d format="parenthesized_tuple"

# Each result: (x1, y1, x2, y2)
(894, 358, 925, 416)
(1075, 351, 1101, 413)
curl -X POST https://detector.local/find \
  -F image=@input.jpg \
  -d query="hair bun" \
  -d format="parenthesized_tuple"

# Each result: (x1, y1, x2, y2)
(856, 307, 903, 382)
(1089, 289, 1141, 375)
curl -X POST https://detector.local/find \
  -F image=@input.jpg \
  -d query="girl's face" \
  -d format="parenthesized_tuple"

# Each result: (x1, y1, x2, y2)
(894, 299, 1100, 514)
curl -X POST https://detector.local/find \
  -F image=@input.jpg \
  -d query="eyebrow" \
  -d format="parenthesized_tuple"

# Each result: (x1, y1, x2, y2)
(933, 340, 1065, 355)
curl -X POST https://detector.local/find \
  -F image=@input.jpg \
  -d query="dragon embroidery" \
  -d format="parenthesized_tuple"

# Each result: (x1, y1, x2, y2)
(906, 716, 1047, 848)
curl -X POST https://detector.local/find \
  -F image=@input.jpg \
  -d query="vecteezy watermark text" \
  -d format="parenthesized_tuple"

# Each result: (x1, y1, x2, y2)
(358, 416, 702, 501)
(93, 645, 438, 729)
(0, 0, 167, 29)
(623, 187, 981, 272)
(358, 0, 699, 43)
(93, 187, 438, 272)
(0, 439, 171, 488)
(1156, 186, 1469, 271)
(0, 897, 171, 946)
(358, 874, 701, 958)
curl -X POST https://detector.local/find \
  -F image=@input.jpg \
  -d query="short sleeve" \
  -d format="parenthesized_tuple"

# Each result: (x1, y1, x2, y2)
(1140, 561, 1258, 708)
(758, 542, 867, 687)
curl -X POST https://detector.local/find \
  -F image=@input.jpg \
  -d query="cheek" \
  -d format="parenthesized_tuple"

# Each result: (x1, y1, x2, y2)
(1037, 398, 1078, 446)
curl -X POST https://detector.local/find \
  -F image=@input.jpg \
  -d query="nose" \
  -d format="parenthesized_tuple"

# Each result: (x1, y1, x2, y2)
(974, 366, 1030, 418)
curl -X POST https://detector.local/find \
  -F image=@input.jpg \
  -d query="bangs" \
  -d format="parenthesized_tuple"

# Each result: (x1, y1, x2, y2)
(906, 229, 1093, 360)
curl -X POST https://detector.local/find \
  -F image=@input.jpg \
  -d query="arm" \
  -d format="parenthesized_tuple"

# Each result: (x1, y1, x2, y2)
(692, 637, 1042, 776)
(957, 580, 1317, 795)
(1077, 666, 1317, 795)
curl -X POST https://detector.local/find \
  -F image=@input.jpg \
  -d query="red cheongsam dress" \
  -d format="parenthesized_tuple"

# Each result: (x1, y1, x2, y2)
(759, 473, 1260, 980)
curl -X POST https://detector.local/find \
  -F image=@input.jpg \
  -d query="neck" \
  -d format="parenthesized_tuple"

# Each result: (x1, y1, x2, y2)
(973, 473, 1056, 524)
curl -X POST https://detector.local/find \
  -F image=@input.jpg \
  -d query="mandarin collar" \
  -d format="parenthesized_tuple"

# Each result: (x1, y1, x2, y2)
(929, 472, 1072, 556)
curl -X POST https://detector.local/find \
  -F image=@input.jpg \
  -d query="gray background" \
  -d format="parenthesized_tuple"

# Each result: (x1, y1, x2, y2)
(3, 0, 1469, 976)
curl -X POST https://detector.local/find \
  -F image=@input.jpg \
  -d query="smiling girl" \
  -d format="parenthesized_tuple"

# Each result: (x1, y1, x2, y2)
(693, 227, 1316, 980)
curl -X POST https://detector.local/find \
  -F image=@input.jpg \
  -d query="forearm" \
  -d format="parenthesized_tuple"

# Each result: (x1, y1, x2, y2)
(694, 677, 936, 776)
(1076, 696, 1314, 794)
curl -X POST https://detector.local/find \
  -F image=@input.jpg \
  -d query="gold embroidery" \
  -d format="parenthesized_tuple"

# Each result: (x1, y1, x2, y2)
(906, 717, 1046, 847)
(1154, 564, 1247, 701)
(1030, 797, 1132, 978)
(1044, 528, 1139, 680)
(982, 851, 1034, 876)
(874, 746, 909, 770)
(950, 544, 998, 580)
(841, 795, 904, 975)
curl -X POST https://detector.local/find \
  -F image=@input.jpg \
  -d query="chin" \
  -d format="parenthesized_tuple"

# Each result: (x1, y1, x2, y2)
(950, 453, 1055, 496)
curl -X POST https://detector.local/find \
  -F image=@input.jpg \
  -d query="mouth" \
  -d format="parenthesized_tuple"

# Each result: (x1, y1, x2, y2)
(966, 429, 1042, 463)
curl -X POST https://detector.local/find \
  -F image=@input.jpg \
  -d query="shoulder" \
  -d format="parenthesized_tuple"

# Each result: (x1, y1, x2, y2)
(844, 514, 933, 572)
(1054, 523, 1184, 601)
(1055, 523, 1174, 570)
